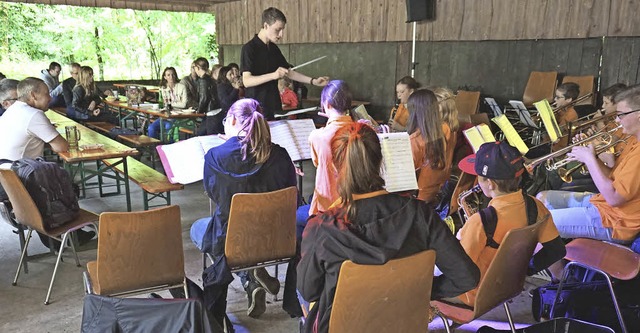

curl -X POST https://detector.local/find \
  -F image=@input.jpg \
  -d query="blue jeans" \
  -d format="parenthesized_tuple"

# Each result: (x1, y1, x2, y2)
(148, 120, 174, 142)
(296, 204, 311, 240)
(536, 190, 627, 244)
(190, 217, 249, 284)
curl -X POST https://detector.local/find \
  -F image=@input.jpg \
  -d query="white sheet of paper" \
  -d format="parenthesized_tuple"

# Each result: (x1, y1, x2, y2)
(509, 100, 538, 128)
(156, 135, 226, 184)
(269, 119, 315, 161)
(377, 132, 418, 193)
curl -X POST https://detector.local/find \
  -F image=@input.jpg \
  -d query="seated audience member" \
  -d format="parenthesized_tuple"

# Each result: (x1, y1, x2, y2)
(182, 61, 199, 110)
(297, 122, 480, 333)
(72, 66, 106, 121)
(456, 141, 565, 306)
(189, 99, 297, 324)
(408, 89, 455, 203)
(208, 66, 240, 135)
(39, 62, 65, 108)
(228, 62, 245, 98)
(0, 77, 87, 248)
(388, 76, 420, 132)
(62, 62, 81, 118)
(148, 67, 189, 142)
(195, 57, 222, 136)
(211, 64, 223, 81)
(278, 77, 298, 109)
(552, 82, 580, 149)
(537, 85, 640, 244)
(0, 79, 19, 117)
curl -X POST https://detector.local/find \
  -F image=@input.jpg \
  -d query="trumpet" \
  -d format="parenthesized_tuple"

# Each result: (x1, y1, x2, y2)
(557, 134, 632, 183)
(524, 124, 622, 174)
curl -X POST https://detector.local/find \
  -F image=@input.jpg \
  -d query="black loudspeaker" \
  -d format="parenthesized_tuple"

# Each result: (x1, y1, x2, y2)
(406, 0, 436, 23)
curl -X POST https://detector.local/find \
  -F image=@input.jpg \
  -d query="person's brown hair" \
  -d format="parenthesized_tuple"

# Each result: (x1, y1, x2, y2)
(492, 177, 522, 193)
(407, 89, 446, 170)
(76, 66, 96, 96)
(434, 87, 459, 132)
(331, 122, 385, 222)
(227, 98, 272, 163)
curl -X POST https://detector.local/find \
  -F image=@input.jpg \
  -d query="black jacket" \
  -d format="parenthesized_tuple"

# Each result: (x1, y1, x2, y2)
(196, 76, 219, 114)
(297, 193, 480, 333)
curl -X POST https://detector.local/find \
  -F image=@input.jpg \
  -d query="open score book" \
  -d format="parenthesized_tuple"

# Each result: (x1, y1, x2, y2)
(157, 119, 316, 184)
(378, 132, 418, 193)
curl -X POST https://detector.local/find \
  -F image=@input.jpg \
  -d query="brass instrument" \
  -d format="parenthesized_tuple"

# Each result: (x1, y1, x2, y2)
(524, 124, 622, 174)
(557, 135, 632, 183)
(551, 92, 594, 114)
(457, 184, 482, 221)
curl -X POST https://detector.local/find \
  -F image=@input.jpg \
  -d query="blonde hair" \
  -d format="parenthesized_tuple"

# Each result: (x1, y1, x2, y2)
(76, 66, 96, 96)
(433, 87, 459, 132)
(227, 99, 272, 164)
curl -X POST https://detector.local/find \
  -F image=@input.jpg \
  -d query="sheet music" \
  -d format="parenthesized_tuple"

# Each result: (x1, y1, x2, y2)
(463, 124, 495, 153)
(492, 114, 530, 154)
(509, 100, 539, 128)
(269, 119, 315, 161)
(351, 105, 380, 128)
(156, 135, 226, 184)
(484, 98, 502, 117)
(377, 133, 418, 193)
(534, 100, 562, 143)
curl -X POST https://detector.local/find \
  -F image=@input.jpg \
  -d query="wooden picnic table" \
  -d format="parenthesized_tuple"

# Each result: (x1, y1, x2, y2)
(46, 110, 140, 211)
(112, 83, 159, 93)
(104, 100, 203, 142)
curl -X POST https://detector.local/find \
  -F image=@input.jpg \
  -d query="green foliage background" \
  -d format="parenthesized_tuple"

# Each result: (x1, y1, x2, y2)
(0, 2, 217, 81)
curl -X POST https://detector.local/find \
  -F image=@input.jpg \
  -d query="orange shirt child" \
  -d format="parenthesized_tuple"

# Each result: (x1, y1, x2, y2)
(410, 123, 455, 202)
(280, 87, 298, 109)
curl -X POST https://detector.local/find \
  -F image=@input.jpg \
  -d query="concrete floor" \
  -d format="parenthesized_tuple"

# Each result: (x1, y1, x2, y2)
(0, 159, 546, 332)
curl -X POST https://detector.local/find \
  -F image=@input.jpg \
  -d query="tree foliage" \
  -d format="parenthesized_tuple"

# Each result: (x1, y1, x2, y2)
(0, 2, 216, 81)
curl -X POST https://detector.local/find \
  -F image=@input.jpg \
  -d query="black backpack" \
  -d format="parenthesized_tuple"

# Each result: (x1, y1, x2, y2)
(10, 158, 79, 230)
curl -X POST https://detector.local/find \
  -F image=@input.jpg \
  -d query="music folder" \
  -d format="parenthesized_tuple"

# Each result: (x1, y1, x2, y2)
(463, 123, 496, 153)
(157, 119, 316, 184)
(534, 100, 562, 143)
(492, 114, 530, 155)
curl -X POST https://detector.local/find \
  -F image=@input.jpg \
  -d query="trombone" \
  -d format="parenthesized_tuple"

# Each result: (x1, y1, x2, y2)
(557, 134, 632, 183)
(524, 124, 622, 174)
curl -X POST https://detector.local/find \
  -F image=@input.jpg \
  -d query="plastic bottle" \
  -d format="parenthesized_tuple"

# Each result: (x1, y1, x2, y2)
(158, 90, 164, 109)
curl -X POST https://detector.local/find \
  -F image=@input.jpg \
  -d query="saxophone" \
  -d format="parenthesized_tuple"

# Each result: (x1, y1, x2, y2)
(457, 184, 483, 221)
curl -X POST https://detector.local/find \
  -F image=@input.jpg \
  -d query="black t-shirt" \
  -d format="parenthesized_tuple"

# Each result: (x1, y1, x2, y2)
(240, 34, 290, 119)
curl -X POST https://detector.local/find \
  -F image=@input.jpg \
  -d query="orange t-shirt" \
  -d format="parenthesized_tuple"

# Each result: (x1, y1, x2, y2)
(391, 104, 409, 129)
(590, 138, 640, 241)
(308, 115, 353, 216)
(457, 190, 559, 306)
(410, 123, 455, 202)
(553, 106, 579, 150)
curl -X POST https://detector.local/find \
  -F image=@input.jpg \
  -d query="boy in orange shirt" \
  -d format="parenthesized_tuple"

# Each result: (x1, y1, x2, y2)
(456, 141, 566, 306)
(538, 85, 640, 244)
(278, 77, 298, 109)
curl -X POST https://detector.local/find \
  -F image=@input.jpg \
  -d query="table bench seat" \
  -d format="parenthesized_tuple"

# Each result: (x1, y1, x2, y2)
(85, 122, 118, 134)
(103, 156, 183, 210)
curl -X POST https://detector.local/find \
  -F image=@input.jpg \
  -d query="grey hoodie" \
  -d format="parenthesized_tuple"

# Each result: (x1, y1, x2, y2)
(39, 69, 62, 97)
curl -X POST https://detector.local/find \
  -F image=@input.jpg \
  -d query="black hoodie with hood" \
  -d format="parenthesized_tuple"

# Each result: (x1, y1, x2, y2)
(298, 192, 480, 333)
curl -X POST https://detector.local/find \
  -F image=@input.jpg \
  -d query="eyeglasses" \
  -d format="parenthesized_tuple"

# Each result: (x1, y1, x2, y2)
(616, 108, 640, 119)
(554, 95, 566, 100)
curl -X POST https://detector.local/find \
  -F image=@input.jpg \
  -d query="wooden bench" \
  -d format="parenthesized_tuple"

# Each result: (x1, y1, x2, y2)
(103, 156, 183, 210)
(86, 122, 161, 167)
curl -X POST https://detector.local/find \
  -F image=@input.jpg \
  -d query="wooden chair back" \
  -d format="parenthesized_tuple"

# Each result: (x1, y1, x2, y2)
(455, 90, 481, 117)
(565, 238, 640, 281)
(92, 205, 184, 295)
(225, 186, 297, 269)
(523, 71, 558, 107)
(0, 169, 46, 234)
(329, 250, 436, 333)
(472, 218, 545, 318)
(561, 75, 596, 106)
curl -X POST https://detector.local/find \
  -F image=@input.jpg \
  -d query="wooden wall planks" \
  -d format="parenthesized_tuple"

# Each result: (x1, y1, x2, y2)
(214, 0, 639, 45)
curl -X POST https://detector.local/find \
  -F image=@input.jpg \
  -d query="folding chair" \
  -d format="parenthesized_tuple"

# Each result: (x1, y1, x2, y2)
(225, 186, 297, 274)
(329, 250, 436, 333)
(83, 205, 188, 298)
(0, 168, 99, 305)
(455, 90, 481, 117)
(561, 75, 596, 106)
(523, 71, 558, 107)
(552, 238, 640, 333)
(432, 219, 545, 333)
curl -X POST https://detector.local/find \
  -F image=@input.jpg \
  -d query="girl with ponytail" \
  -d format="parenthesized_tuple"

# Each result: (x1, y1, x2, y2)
(297, 122, 480, 333)
(190, 98, 298, 321)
